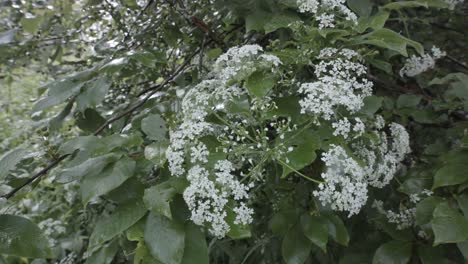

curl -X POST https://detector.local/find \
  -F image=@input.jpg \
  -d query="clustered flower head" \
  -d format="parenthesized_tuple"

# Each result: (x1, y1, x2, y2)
(400, 46, 446, 77)
(313, 145, 369, 216)
(297, 0, 357, 29)
(182, 163, 253, 237)
(314, 122, 411, 217)
(166, 45, 282, 237)
(355, 122, 411, 188)
(298, 48, 373, 120)
(214, 44, 281, 81)
(373, 189, 432, 230)
(38, 218, 66, 246)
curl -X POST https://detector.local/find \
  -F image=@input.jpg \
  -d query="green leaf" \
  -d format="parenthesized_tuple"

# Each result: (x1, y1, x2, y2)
(144, 141, 169, 167)
(130, 52, 159, 68)
(347, 0, 373, 17)
(356, 11, 389, 33)
(282, 224, 312, 264)
(383, 0, 448, 9)
(417, 244, 452, 264)
(99, 57, 129, 74)
(431, 203, 468, 245)
(456, 194, 468, 217)
(59, 133, 140, 156)
(280, 128, 320, 178)
(144, 213, 185, 264)
(58, 135, 101, 155)
(372, 214, 413, 241)
(76, 76, 111, 112)
(433, 163, 468, 189)
(207, 48, 222, 59)
(300, 214, 328, 252)
(372, 240, 412, 264)
(397, 94, 422, 108)
(20, 16, 43, 34)
(126, 218, 146, 242)
(264, 12, 300, 33)
(423, 0, 450, 8)
(181, 223, 209, 264)
(143, 182, 177, 219)
(352, 28, 423, 56)
(85, 240, 119, 264)
(430, 73, 468, 86)
(88, 199, 147, 251)
(33, 78, 86, 112)
(323, 213, 350, 246)
(360, 96, 383, 116)
(49, 101, 74, 131)
(245, 71, 276, 98)
(410, 109, 440, 124)
(56, 153, 121, 183)
(76, 108, 106, 133)
(398, 167, 433, 194)
(0, 214, 52, 258)
(457, 241, 468, 262)
(141, 114, 167, 141)
(81, 157, 136, 205)
(269, 210, 298, 236)
(245, 10, 271, 32)
(0, 148, 28, 180)
(225, 95, 251, 115)
(266, 96, 303, 123)
(134, 241, 162, 264)
(415, 196, 444, 225)
(369, 58, 393, 74)
(383, 1, 428, 10)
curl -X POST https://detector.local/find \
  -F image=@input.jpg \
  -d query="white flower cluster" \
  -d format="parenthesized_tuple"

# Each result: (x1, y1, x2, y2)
(373, 190, 432, 230)
(315, 122, 411, 216)
(355, 123, 411, 188)
(445, 0, 464, 9)
(38, 218, 66, 246)
(214, 44, 281, 81)
(299, 48, 373, 120)
(331, 117, 365, 139)
(297, 0, 357, 29)
(386, 208, 416, 230)
(409, 189, 433, 203)
(183, 162, 253, 237)
(400, 46, 446, 77)
(167, 45, 282, 237)
(313, 145, 368, 216)
(372, 200, 415, 230)
(56, 253, 77, 264)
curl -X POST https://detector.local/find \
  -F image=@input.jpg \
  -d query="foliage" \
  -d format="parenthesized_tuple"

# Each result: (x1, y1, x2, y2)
(0, 0, 468, 263)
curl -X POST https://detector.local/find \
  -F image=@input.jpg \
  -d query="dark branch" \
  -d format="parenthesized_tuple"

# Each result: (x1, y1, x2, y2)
(446, 54, 468, 71)
(2, 155, 69, 199)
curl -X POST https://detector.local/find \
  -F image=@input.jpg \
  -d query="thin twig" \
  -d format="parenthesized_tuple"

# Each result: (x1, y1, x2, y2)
(94, 49, 200, 135)
(138, 0, 155, 17)
(199, 35, 206, 73)
(446, 54, 468, 71)
(165, 0, 226, 48)
(2, 155, 69, 199)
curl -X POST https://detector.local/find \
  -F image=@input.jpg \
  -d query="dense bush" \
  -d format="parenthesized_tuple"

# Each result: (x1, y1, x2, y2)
(0, 0, 468, 263)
